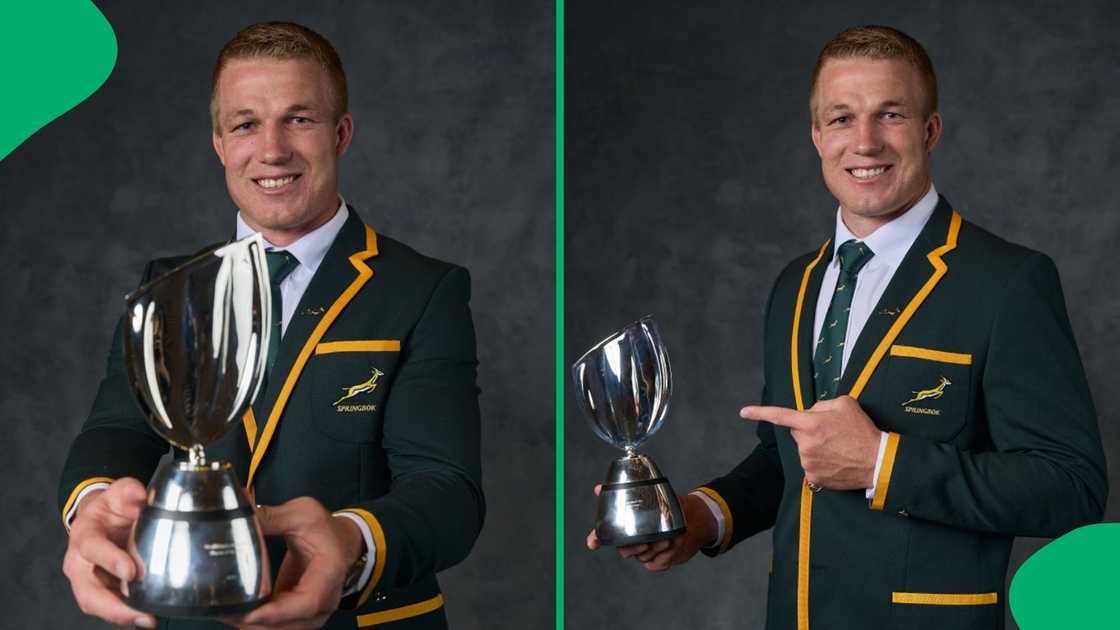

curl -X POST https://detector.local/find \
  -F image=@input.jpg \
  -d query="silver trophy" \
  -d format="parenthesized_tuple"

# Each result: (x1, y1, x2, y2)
(572, 316, 686, 546)
(121, 234, 273, 617)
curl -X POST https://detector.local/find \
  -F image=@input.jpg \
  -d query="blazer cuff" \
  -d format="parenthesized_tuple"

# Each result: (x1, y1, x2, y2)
(334, 507, 388, 608)
(333, 511, 377, 598)
(864, 431, 889, 499)
(869, 432, 901, 510)
(61, 477, 114, 532)
(693, 486, 733, 555)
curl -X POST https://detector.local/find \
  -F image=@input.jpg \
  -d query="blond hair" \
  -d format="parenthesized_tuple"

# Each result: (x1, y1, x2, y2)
(810, 25, 938, 125)
(210, 22, 348, 132)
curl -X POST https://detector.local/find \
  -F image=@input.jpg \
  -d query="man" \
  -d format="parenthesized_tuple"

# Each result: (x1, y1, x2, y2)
(58, 22, 483, 630)
(589, 25, 1107, 629)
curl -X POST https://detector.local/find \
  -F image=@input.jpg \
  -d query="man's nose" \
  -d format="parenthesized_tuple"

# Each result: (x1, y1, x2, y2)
(854, 119, 883, 155)
(258, 123, 292, 164)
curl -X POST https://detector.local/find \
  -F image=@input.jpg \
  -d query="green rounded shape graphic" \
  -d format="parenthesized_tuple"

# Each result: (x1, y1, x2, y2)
(0, 0, 117, 161)
(1010, 523, 1120, 628)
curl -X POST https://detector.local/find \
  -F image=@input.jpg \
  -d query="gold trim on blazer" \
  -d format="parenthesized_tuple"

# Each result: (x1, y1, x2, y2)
(695, 486, 733, 554)
(791, 241, 830, 630)
(356, 594, 445, 627)
(848, 212, 962, 400)
(246, 225, 380, 494)
(870, 432, 901, 510)
(791, 241, 832, 411)
(316, 340, 401, 354)
(242, 408, 258, 450)
(336, 507, 389, 608)
(891, 591, 997, 605)
(889, 344, 972, 365)
(794, 210, 962, 630)
(61, 476, 115, 531)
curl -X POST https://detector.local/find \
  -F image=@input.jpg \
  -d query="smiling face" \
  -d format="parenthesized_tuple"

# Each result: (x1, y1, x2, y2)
(810, 58, 942, 237)
(211, 58, 353, 246)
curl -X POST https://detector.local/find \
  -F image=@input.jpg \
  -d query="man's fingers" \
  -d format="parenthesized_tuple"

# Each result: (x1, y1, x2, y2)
(617, 543, 651, 559)
(101, 479, 147, 517)
(740, 405, 809, 429)
(70, 568, 156, 628)
(74, 533, 138, 583)
(634, 539, 672, 562)
(256, 497, 323, 536)
(643, 545, 677, 572)
(593, 484, 602, 497)
(240, 588, 327, 627)
(586, 529, 600, 551)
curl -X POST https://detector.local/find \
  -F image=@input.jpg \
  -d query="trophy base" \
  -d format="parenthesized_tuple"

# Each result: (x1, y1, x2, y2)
(594, 453, 687, 547)
(127, 460, 272, 618)
(125, 592, 270, 619)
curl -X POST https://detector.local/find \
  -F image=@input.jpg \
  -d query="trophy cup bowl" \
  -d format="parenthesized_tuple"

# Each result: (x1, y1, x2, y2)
(121, 235, 273, 617)
(572, 316, 686, 546)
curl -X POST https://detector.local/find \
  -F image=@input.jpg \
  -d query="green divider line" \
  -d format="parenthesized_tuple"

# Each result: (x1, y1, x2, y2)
(0, 0, 117, 161)
(555, 0, 565, 628)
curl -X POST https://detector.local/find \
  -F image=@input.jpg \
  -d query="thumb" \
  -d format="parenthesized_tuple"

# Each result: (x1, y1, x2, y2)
(254, 496, 321, 536)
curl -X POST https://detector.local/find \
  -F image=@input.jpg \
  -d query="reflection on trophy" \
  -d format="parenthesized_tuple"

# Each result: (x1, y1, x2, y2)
(572, 316, 686, 546)
(121, 234, 273, 617)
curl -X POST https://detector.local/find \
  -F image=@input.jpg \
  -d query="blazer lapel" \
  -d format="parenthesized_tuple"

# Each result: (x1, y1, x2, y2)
(841, 197, 962, 401)
(791, 240, 832, 411)
(246, 209, 380, 492)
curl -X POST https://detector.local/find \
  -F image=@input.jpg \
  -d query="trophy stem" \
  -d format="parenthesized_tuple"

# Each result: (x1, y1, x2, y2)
(188, 444, 207, 467)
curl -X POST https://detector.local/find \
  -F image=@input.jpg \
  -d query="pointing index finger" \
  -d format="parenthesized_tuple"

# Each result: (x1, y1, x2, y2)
(740, 405, 809, 429)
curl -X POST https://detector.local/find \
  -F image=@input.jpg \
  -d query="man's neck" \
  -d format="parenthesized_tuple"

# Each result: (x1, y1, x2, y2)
(839, 181, 932, 239)
(244, 198, 342, 248)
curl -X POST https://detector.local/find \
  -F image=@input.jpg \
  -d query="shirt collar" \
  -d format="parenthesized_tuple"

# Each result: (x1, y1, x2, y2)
(235, 198, 350, 274)
(831, 183, 938, 270)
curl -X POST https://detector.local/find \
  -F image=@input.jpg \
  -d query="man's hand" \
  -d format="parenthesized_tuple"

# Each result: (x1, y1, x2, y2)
(586, 488, 717, 572)
(225, 496, 364, 630)
(740, 395, 881, 490)
(62, 477, 157, 629)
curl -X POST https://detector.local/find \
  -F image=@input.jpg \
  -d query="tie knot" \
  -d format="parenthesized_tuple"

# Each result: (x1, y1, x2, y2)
(266, 250, 299, 286)
(836, 240, 873, 277)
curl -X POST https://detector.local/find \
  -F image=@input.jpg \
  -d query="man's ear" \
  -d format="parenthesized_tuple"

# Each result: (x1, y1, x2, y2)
(810, 120, 824, 158)
(335, 113, 354, 158)
(924, 112, 943, 153)
(212, 129, 226, 166)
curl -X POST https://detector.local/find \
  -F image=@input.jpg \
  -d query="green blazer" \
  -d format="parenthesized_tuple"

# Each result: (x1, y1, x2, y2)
(58, 209, 484, 629)
(697, 197, 1107, 630)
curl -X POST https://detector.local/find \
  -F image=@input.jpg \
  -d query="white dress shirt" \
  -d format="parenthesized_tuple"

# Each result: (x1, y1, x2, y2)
(70, 200, 376, 595)
(695, 184, 939, 547)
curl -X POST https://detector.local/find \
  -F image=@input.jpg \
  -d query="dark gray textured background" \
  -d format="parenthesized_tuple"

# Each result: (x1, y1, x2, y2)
(566, 2, 1119, 629)
(0, 1, 552, 628)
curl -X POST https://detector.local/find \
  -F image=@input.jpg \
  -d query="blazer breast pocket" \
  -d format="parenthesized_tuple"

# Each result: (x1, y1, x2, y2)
(310, 340, 401, 444)
(879, 345, 972, 442)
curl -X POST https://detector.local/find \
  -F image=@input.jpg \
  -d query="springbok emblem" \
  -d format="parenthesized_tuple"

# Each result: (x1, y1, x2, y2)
(901, 376, 951, 407)
(333, 368, 385, 406)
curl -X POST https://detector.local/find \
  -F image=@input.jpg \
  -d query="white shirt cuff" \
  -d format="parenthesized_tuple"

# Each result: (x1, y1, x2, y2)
(64, 481, 112, 531)
(865, 431, 889, 499)
(690, 491, 725, 549)
(333, 511, 377, 596)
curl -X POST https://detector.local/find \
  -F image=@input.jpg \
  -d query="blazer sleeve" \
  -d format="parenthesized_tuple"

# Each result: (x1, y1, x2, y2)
(337, 265, 484, 603)
(872, 253, 1108, 536)
(696, 273, 786, 556)
(57, 262, 170, 529)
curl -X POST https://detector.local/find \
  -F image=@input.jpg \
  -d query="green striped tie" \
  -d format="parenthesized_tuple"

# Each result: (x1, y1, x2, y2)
(812, 240, 874, 401)
(265, 250, 299, 381)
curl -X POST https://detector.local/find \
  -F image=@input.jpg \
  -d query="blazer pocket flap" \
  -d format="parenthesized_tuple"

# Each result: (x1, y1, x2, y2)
(889, 344, 971, 365)
(316, 340, 401, 354)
